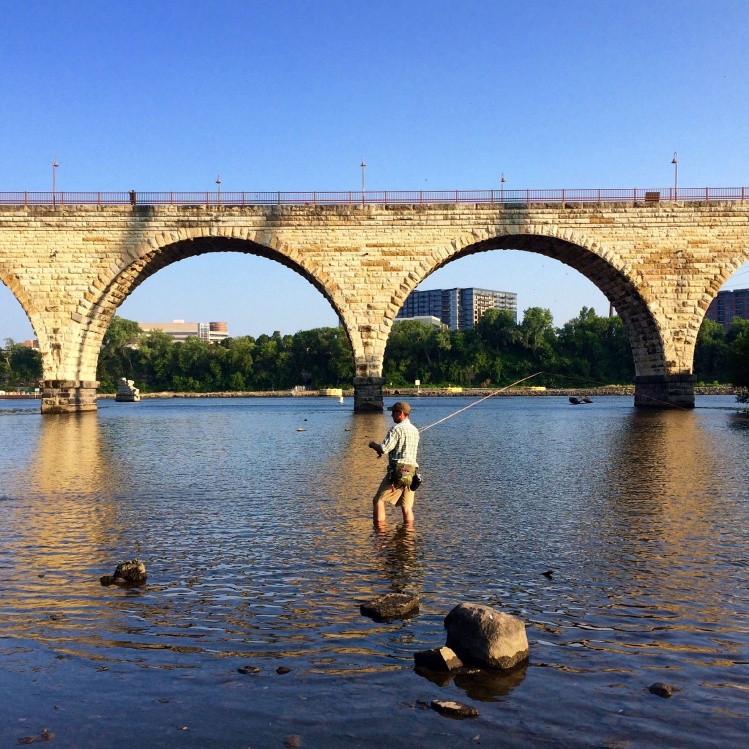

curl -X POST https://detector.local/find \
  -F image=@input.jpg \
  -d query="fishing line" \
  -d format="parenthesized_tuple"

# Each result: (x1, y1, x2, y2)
(414, 370, 749, 429)
(417, 372, 543, 433)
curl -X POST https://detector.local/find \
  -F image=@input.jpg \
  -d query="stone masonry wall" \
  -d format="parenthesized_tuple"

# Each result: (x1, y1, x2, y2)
(0, 201, 747, 408)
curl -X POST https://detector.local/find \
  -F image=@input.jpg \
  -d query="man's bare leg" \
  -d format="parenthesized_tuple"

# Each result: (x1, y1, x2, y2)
(401, 505, 414, 528)
(373, 498, 387, 528)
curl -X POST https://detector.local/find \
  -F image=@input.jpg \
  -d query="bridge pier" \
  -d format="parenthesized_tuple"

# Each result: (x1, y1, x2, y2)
(353, 376, 384, 413)
(41, 380, 99, 414)
(634, 375, 695, 409)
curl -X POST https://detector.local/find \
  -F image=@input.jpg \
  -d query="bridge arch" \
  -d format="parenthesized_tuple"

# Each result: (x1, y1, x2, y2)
(384, 227, 668, 381)
(71, 230, 362, 387)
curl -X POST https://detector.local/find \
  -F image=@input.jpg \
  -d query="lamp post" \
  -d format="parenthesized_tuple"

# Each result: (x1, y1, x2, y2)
(52, 157, 58, 205)
(500, 172, 505, 203)
(216, 174, 221, 205)
(360, 160, 366, 204)
(671, 152, 678, 199)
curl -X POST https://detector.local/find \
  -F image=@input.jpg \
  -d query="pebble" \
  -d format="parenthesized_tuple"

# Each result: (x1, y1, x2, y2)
(284, 735, 301, 748)
(276, 666, 291, 674)
(237, 665, 261, 675)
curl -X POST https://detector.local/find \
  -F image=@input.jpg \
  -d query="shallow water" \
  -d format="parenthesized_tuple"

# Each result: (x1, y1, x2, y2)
(1, 395, 748, 748)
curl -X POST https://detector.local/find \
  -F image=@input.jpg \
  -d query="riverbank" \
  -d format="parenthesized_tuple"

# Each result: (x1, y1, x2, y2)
(96, 385, 738, 399)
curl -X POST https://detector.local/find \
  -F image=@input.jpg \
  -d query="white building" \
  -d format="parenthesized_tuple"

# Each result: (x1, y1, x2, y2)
(138, 320, 229, 343)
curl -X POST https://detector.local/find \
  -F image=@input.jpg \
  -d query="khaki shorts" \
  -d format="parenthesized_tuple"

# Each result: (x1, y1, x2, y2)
(373, 475, 415, 510)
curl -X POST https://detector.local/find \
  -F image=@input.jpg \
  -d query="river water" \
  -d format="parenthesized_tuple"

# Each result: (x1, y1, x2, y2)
(1, 395, 747, 748)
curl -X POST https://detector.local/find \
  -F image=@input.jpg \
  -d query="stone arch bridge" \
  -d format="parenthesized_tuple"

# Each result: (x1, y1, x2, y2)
(0, 199, 747, 413)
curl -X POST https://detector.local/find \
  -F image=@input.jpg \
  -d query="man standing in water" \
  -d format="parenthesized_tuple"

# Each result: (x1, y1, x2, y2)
(369, 401, 420, 529)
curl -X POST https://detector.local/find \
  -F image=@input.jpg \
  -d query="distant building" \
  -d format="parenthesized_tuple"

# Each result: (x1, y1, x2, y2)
(705, 288, 749, 332)
(138, 320, 229, 343)
(393, 315, 446, 328)
(18, 339, 40, 349)
(396, 287, 517, 330)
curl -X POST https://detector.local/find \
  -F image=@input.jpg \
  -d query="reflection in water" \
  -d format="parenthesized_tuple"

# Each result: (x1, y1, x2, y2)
(415, 661, 528, 701)
(0, 396, 747, 748)
(371, 525, 423, 593)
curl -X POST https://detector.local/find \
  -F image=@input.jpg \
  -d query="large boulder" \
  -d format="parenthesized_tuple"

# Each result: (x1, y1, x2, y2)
(444, 603, 528, 670)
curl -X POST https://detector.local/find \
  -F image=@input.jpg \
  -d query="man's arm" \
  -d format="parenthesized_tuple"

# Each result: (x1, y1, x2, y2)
(369, 440, 384, 457)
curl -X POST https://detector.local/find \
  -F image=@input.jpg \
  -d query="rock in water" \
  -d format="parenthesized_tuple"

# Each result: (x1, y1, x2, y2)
(360, 593, 419, 621)
(414, 646, 463, 672)
(648, 682, 680, 698)
(430, 699, 479, 718)
(444, 603, 529, 670)
(100, 558, 147, 586)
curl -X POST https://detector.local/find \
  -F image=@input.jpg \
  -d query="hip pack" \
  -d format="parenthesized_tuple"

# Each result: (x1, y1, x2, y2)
(388, 461, 417, 489)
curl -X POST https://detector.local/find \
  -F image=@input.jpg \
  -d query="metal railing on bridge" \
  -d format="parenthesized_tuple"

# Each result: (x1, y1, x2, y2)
(0, 187, 746, 207)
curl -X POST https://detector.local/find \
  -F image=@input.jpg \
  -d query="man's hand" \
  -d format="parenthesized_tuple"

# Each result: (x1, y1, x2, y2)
(369, 440, 383, 457)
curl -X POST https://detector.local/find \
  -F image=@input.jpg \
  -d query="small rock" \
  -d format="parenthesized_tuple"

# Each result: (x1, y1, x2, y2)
(100, 559, 147, 587)
(39, 730, 54, 742)
(648, 682, 680, 698)
(17, 737, 35, 745)
(430, 699, 479, 718)
(414, 646, 463, 672)
(276, 666, 291, 674)
(360, 593, 419, 621)
(237, 665, 261, 675)
(444, 603, 529, 670)
(284, 735, 301, 748)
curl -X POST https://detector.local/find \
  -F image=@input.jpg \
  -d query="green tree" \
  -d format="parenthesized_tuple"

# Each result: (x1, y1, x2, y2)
(693, 318, 729, 383)
(97, 316, 144, 391)
(519, 307, 555, 357)
(728, 319, 749, 400)
(0, 340, 42, 387)
(556, 307, 634, 386)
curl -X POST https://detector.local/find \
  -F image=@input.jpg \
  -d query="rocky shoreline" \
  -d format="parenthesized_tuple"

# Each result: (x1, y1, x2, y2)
(96, 385, 737, 399)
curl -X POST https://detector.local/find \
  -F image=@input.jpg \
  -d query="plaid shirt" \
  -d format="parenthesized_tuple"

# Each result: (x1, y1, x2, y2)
(379, 418, 419, 466)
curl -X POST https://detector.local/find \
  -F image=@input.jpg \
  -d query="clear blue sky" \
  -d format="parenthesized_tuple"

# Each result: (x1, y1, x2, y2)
(2, 0, 748, 341)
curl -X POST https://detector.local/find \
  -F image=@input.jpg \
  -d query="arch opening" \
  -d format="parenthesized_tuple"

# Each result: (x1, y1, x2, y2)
(82, 238, 356, 396)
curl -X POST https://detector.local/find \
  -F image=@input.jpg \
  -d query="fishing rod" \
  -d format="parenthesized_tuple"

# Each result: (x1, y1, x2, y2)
(418, 372, 543, 433)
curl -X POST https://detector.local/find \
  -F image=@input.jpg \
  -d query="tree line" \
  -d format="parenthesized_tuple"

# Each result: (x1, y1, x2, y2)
(1, 307, 748, 393)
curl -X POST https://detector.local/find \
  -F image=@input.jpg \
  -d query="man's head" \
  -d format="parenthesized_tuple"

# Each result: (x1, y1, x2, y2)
(387, 401, 411, 422)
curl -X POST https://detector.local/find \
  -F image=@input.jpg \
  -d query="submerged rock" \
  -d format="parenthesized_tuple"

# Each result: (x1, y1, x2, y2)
(100, 559, 147, 587)
(430, 699, 479, 718)
(648, 682, 680, 698)
(360, 592, 419, 621)
(444, 603, 529, 670)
